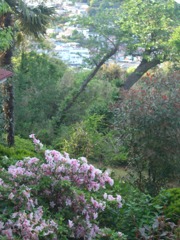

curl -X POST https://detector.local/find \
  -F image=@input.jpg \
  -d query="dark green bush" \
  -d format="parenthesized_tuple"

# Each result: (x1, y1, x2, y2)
(154, 188, 180, 223)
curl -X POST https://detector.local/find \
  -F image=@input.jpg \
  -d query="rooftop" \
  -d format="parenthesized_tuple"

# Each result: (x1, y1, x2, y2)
(0, 69, 13, 82)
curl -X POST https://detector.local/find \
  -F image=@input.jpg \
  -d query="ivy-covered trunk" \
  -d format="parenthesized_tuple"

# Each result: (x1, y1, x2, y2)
(2, 12, 14, 147)
(3, 82, 14, 147)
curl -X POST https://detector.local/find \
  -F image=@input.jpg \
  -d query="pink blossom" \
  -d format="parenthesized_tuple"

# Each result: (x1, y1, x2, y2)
(79, 163, 89, 173)
(27, 157, 39, 165)
(8, 192, 14, 200)
(107, 195, 115, 201)
(2, 228, 13, 239)
(50, 201, 56, 208)
(0, 135, 123, 239)
(29, 134, 43, 150)
(103, 193, 108, 199)
(89, 224, 100, 238)
(0, 221, 4, 230)
(23, 188, 31, 199)
(8, 166, 25, 177)
(11, 212, 18, 218)
(118, 231, 123, 237)
(65, 199, 72, 206)
(16, 160, 24, 167)
(29, 134, 35, 139)
(107, 177, 114, 186)
(68, 220, 74, 228)
(71, 160, 80, 172)
(116, 194, 122, 202)
(93, 212, 98, 219)
(0, 178, 4, 185)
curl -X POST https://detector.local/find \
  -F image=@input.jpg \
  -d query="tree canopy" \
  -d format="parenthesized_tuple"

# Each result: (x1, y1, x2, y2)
(78, 0, 180, 89)
(55, 0, 180, 121)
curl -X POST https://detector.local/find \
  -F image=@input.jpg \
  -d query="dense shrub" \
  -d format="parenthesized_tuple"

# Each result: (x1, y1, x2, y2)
(114, 70, 180, 195)
(0, 135, 126, 239)
(0, 136, 36, 168)
(56, 115, 128, 166)
(116, 183, 161, 239)
(98, 63, 126, 83)
(98, 180, 166, 240)
(154, 188, 180, 223)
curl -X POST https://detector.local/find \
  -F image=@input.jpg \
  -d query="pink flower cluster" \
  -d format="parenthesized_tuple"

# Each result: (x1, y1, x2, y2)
(29, 134, 43, 150)
(0, 136, 123, 239)
(0, 208, 57, 240)
(42, 149, 114, 191)
(0, 183, 58, 239)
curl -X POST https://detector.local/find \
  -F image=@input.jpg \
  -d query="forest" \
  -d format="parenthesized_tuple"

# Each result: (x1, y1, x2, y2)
(0, 0, 180, 239)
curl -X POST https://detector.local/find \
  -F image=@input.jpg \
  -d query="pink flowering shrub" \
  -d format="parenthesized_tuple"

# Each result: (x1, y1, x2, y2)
(0, 135, 125, 239)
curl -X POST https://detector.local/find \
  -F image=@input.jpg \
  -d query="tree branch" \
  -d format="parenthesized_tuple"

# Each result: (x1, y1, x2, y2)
(56, 43, 120, 125)
(123, 58, 161, 90)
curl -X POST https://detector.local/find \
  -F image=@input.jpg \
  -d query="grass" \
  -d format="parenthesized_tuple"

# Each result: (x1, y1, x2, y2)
(92, 161, 128, 179)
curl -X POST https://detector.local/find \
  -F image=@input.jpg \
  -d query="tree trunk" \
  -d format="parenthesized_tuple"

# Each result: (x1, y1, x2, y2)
(57, 44, 119, 125)
(123, 58, 161, 90)
(2, 12, 14, 147)
(3, 82, 14, 147)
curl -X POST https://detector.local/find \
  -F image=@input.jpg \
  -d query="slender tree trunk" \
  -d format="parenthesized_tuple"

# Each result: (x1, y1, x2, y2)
(123, 58, 161, 90)
(2, 12, 14, 147)
(3, 82, 14, 147)
(57, 44, 119, 125)
(56, 46, 161, 125)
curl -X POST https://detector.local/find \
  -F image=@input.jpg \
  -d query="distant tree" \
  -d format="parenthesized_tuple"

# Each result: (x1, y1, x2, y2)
(56, 0, 180, 124)
(119, 0, 180, 89)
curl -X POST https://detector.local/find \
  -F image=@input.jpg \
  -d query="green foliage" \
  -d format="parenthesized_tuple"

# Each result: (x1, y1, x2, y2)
(154, 188, 180, 223)
(56, 114, 128, 166)
(13, 52, 66, 143)
(0, 2, 13, 51)
(80, 0, 179, 68)
(169, 26, 180, 54)
(57, 68, 118, 125)
(13, 51, 119, 146)
(99, 180, 178, 239)
(0, 0, 54, 55)
(5, 0, 54, 38)
(0, 136, 35, 168)
(56, 114, 105, 158)
(0, 1, 10, 14)
(98, 180, 162, 240)
(114, 70, 180, 195)
(0, 27, 13, 51)
(120, 0, 180, 61)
